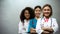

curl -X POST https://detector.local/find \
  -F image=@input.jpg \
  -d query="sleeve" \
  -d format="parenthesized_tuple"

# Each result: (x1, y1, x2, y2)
(36, 19, 44, 34)
(52, 18, 59, 33)
(18, 21, 23, 34)
(28, 19, 33, 32)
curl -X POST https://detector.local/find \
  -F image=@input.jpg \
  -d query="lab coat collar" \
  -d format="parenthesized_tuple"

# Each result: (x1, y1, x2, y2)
(24, 19, 30, 23)
(35, 17, 41, 20)
(43, 17, 52, 19)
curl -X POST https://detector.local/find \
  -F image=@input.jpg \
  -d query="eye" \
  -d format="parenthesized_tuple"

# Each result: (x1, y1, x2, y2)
(44, 9, 46, 11)
(47, 9, 50, 11)
(36, 10, 38, 11)
(44, 9, 50, 11)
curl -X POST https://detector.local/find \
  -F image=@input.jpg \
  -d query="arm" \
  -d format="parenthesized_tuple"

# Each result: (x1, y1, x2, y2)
(52, 18, 59, 33)
(28, 19, 36, 33)
(41, 18, 59, 33)
(42, 27, 54, 33)
(36, 19, 50, 34)
(18, 21, 23, 34)
(28, 19, 33, 33)
(30, 28, 36, 33)
(36, 19, 44, 34)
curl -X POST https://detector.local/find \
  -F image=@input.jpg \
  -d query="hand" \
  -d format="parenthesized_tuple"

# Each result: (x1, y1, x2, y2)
(30, 28, 36, 33)
(42, 31, 50, 34)
(42, 27, 54, 33)
(42, 27, 47, 30)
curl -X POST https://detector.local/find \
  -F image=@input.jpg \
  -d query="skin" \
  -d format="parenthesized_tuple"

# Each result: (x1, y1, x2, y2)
(30, 7, 41, 33)
(30, 28, 36, 33)
(42, 6, 54, 34)
(35, 8, 41, 19)
(43, 6, 51, 18)
(24, 10, 30, 20)
(42, 31, 50, 34)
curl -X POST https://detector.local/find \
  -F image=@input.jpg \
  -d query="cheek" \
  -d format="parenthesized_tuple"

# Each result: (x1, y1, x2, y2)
(43, 11, 46, 14)
(35, 11, 37, 13)
(35, 11, 40, 14)
(24, 14, 30, 18)
(28, 14, 30, 17)
(49, 11, 51, 14)
(27, 15, 30, 18)
(27, 14, 30, 17)
(24, 14, 27, 17)
(43, 10, 46, 12)
(34, 12, 37, 15)
(38, 11, 41, 14)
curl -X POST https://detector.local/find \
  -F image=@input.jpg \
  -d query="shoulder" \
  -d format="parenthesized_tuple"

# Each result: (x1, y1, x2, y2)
(30, 18, 35, 21)
(18, 20, 22, 25)
(51, 18, 58, 24)
(37, 17, 43, 22)
(51, 18, 57, 21)
(37, 18, 43, 24)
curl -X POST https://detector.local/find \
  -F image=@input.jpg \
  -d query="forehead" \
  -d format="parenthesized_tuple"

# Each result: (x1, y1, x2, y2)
(43, 6, 50, 9)
(25, 10, 29, 12)
(35, 8, 41, 10)
(24, 10, 29, 13)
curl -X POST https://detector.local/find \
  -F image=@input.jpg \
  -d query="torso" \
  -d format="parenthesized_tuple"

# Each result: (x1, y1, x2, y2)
(19, 19, 30, 33)
(40, 17, 53, 28)
(31, 18, 41, 29)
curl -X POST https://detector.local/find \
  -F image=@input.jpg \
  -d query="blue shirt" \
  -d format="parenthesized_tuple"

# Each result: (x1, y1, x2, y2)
(28, 18, 37, 32)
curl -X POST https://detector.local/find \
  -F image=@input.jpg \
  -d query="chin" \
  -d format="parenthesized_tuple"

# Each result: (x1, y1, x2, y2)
(45, 14, 49, 16)
(36, 15, 40, 17)
(26, 17, 29, 19)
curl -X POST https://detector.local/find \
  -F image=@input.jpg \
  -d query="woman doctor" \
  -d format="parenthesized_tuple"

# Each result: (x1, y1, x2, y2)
(18, 7, 35, 34)
(28, 6, 42, 34)
(36, 4, 58, 34)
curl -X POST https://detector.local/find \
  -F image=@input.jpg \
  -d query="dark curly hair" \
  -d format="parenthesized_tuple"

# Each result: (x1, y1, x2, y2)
(20, 7, 35, 23)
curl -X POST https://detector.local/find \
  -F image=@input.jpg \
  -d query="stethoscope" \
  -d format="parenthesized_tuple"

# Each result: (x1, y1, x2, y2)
(40, 17, 52, 28)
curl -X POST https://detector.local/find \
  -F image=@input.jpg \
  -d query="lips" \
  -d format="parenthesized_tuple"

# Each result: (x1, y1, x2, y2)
(44, 12, 49, 14)
(36, 13, 40, 15)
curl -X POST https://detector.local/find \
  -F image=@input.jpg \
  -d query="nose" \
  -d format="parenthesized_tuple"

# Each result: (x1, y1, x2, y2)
(45, 10, 49, 12)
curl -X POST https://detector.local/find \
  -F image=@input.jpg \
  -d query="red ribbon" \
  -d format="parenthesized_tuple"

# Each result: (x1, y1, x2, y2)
(44, 18, 49, 22)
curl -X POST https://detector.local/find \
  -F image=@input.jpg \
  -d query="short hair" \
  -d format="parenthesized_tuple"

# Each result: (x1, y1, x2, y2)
(34, 6, 41, 11)
(20, 7, 35, 23)
(42, 4, 53, 17)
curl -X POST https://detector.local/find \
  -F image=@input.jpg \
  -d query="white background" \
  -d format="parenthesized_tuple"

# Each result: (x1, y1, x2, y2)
(0, 0, 60, 34)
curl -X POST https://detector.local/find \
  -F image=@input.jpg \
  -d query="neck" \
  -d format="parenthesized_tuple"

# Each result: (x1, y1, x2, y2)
(35, 16, 40, 19)
(26, 19, 29, 21)
(45, 16, 49, 19)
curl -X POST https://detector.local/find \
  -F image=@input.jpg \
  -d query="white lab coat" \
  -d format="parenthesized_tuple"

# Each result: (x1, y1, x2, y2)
(18, 19, 30, 34)
(36, 17, 58, 34)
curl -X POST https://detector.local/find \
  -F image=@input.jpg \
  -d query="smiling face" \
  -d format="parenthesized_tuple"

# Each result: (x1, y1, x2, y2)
(24, 10, 30, 19)
(35, 7, 41, 18)
(43, 6, 51, 17)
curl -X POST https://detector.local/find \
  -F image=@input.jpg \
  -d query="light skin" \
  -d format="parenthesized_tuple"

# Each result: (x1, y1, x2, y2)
(35, 8, 41, 19)
(24, 10, 30, 21)
(42, 6, 54, 34)
(43, 6, 51, 18)
(30, 7, 41, 33)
